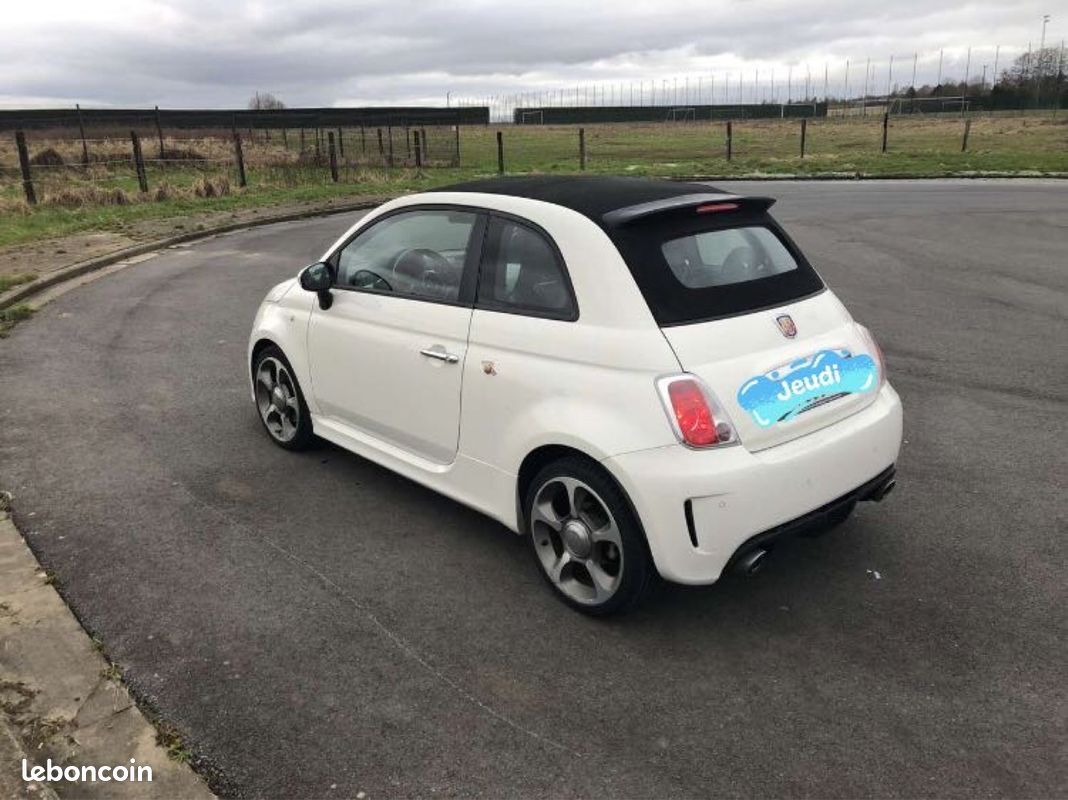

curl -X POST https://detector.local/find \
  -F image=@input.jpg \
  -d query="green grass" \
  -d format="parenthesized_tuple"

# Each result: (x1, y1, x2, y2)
(0, 272, 34, 292)
(1, 114, 1065, 248)
(0, 303, 34, 336)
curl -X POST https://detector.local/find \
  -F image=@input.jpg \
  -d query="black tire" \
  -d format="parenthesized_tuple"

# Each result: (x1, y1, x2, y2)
(524, 456, 655, 616)
(252, 345, 315, 451)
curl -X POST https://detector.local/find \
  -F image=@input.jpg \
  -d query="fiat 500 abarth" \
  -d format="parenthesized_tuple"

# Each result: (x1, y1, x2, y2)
(248, 177, 902, 615)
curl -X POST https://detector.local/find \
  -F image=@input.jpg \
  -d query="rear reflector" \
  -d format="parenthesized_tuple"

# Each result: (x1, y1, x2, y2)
(695, 202, 739, 214)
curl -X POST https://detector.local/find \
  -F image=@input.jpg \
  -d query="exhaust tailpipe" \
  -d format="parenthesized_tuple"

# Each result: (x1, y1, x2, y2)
(868, 478, 896, 503)
(735, 548, 768, 577)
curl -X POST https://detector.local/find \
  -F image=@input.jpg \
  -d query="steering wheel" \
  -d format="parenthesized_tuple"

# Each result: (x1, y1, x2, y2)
(349, 269, 392, 292)
(392, 248, 452, 278)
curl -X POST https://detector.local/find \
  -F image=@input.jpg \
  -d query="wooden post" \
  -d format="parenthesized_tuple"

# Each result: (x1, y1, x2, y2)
(130, 130, 148, 193)
(314, 127, 321, 163)
(233, 131, 247, 187)
(405, 126, 411, 160)
(800, 117, 807, 158)
(337, 127, 344, 159)
(327, 131, 339, 182)
(75, 103, 89, 166)
(360, 126, 366, 154)
(496, 130, 504, 174)
(961, 119, 972, 152)
(726, 120, 733, 161)
(454, 125, 461, 166)
(282, 128, 288, 149)
(387, 124, 394, 167)
(377, 127, 384, 159)
(299, 128, 305, 153)
(154, 105, 165, 159)
(14, 131, 36, 205)
(579, 127, 587, 170)
(881, 112, 889, 153)
(413, 130, 423, 168)
(421, 127, 428, 162)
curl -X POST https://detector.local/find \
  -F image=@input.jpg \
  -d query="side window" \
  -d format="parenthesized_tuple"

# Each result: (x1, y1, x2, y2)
(336, 209, 478, 303)
(478, 218, 576, 319)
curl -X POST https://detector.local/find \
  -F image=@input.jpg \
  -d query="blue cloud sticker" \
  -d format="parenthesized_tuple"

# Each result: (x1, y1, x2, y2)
(737, 349, 878, 428)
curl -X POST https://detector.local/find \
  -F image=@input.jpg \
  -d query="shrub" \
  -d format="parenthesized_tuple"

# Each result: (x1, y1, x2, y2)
(30, 147, 64, 167)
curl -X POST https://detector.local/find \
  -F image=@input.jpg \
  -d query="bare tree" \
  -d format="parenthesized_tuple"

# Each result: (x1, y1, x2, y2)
(248, 92, 286, 110)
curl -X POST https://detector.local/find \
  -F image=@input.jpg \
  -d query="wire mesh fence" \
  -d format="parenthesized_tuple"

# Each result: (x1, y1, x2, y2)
(2, 110, 1065, 211)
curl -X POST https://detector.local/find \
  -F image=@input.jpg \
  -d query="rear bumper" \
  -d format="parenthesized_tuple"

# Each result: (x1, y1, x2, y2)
(603, 383, 903, 585)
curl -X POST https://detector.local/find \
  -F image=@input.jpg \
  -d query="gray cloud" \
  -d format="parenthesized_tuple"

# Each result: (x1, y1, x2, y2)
(0, 0, 1059, 110)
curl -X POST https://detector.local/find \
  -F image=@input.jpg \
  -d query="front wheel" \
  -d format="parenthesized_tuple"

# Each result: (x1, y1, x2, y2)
(252, 346, 315, 451)
(525, 457, 655, 616)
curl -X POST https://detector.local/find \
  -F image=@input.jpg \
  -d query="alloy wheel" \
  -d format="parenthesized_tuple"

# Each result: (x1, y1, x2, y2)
(530, 476, 624, 605)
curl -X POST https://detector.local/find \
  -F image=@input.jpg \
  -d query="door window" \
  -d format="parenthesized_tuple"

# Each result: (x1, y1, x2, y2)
(477, 218, 576, 319)
(336, 209, 479, 303)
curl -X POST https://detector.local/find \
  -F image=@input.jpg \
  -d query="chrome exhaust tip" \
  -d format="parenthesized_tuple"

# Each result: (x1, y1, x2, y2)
(868, 478, 896, 503)
(735, 548, 768, 577)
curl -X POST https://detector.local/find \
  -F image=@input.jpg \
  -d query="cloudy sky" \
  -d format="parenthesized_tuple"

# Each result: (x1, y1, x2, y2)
(0, 0, 1061, 111)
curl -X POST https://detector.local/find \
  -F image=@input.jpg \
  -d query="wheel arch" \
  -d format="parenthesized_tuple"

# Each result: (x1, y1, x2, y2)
(514, 444, 654, 564)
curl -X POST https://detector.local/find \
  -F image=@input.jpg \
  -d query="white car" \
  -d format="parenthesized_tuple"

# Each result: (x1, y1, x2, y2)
(248, 177, 902, 615)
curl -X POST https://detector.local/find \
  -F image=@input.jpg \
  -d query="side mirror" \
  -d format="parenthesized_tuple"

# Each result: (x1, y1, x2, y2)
(299, 262, 333, 310)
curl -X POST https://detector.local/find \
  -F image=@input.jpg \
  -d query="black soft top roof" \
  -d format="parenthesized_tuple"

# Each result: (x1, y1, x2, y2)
(432, 176, 739, 226)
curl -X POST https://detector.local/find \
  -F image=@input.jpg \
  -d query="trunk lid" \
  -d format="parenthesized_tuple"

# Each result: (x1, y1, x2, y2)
(661, 292, 882, 452)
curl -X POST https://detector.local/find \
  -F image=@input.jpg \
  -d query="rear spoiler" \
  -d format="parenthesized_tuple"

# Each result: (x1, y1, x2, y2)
(602, 193, 776, 227)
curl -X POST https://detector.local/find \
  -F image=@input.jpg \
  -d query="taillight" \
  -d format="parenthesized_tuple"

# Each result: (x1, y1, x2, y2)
(656, 375, 738, 448)
(856, 324, 887, 388)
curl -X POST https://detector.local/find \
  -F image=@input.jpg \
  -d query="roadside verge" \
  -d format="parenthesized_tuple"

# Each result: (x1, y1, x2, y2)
(0, 197, 385, 312)
(0, 505, 214, 799)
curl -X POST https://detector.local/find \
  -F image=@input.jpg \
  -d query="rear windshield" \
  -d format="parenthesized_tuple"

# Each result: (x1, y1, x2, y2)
(609, 213, 824, 325)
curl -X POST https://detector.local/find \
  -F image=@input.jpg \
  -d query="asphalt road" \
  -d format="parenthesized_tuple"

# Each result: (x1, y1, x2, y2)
(2, 180, 1065, 798)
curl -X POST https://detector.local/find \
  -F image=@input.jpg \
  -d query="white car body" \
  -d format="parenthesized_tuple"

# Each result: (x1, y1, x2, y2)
(249, 178, 902, 598)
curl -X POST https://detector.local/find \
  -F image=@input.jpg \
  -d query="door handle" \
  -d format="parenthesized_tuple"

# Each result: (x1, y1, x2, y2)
(419, 346, 460, 364)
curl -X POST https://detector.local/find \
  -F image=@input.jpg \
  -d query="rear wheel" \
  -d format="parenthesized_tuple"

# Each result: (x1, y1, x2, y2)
(525, 457, 654, 616)
(253, 346, 315, 451)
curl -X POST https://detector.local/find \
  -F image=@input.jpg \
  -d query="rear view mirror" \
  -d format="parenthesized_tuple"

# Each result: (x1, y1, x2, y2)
(299, 262, 332, 292)
(299, 262, 333, 310)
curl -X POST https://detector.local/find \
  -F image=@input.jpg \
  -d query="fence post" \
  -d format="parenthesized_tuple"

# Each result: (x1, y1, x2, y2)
(360, 126, 366, 154)
(299, 128, 305, 153)
(413, 130, 423, 168)
(421, 128, 428, 162)
(387, 124, 394, 167)
(130, 130, 148, 193)
(282, 128, 288, 149)
(315, 127, 321, 163)
(14, 131, 36, 205)
(881, 113, 889, 153)
(377, 128, 384, 159)
(337, 127, 344, 159)
(405, 126, 411, 160)
(579, 127, 587, 170)
(961, 119, 972, 152)
(154, 105, 165, 159)
(327, 131, 339, 182)
(233, 131, 247, 187)
(726, 121, 733, 161)
(75, 103, 89, 166)
(454, 125, 461, 166)
(496, 130, 504, 174)
(800, 117, 807, 158)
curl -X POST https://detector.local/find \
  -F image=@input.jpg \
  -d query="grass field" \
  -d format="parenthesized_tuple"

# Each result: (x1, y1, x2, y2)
(1, 113, 1065, 249)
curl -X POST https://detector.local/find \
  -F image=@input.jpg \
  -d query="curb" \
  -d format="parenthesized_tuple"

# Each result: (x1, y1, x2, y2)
(0, 510, 215, 798)
(0, 198, 385, 312)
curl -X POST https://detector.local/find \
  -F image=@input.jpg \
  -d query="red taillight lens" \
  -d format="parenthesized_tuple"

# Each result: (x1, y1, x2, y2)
(668, 380, 718, 446)
(663, 377, 736, 447)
